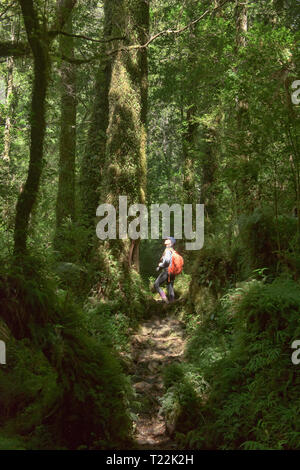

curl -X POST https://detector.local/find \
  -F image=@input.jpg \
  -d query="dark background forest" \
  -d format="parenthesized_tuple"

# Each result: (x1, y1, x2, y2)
(0, 0, 299, 450)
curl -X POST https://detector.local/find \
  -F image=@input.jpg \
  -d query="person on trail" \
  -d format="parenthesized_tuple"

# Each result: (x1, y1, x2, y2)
(154, 237, 177, 304)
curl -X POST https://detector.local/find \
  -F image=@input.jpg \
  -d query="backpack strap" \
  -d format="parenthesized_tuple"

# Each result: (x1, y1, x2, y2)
(168, 248, 175, 282)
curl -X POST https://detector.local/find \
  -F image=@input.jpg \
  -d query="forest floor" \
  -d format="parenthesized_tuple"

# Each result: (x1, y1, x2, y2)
(129, 301, 185, 449)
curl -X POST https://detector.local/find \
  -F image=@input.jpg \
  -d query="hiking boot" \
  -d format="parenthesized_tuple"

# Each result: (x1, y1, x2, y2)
(159, 292, 168, 303)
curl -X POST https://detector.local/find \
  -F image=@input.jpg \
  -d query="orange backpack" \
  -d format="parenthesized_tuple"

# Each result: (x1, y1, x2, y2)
(168, 249, 184, 281)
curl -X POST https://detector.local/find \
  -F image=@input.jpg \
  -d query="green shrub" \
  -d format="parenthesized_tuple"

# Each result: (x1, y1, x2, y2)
(190, 238, 237, 295)
(160, 363, 209, 437)
(174, 278, 300, 450)
(187, 236, 246, 326)
(239, 208, 299, 274)
(0, 257, 133, 449)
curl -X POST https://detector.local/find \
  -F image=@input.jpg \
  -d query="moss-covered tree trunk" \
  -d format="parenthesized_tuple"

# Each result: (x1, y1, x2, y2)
(101, 0, 149, 272)
(14, 0, 76, 256)
(78, 4, 112, 253)
(54, 12, 76, 254)
(13, 0, 50, 256)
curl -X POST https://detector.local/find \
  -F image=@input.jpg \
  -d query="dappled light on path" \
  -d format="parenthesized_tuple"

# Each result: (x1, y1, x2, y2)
(130, 306, 185, 449)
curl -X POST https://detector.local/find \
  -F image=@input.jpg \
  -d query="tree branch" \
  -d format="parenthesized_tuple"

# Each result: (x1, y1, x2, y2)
(108, 0, 233, 55)
(0, 1, 78, 58)
(55, 0, 232, 65)
(59, 53, 99, 64)
(47, 0, 234, 66)
(49, 30, 126, 43)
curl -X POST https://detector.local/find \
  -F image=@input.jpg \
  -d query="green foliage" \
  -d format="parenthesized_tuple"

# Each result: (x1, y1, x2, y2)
(0, 257, 133, 449)
(140, 239, 162, 280)
(0, 337, 60, 446)
(239, 208, 299, 274)
(171, 278, 300, 450)
(0, 434, 26, 451)
(194, 237, 244, 291)
(173, 272, 191, 300)
(84, 303, 132, 353)
(160, 363, 204, 436)
(0, 0, 299, 452)
(188, 236, 245, 323)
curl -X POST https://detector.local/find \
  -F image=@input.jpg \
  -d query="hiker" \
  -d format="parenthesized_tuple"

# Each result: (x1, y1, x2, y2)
(154, 237, 182, 304)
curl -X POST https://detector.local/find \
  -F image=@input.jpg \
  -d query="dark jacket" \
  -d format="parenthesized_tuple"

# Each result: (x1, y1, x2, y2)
(158, 248, 173, 271)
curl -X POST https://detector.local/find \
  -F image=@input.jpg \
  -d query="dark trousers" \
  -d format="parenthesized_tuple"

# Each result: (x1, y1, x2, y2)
(154, 270, 175, 301)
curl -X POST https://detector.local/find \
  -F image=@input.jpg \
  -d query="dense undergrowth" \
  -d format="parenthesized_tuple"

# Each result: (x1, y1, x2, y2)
(0, 252, 147, 450)
(1, 208, 300, 450)
(159, 211, 300, 450)
(166, 278, 300, 449)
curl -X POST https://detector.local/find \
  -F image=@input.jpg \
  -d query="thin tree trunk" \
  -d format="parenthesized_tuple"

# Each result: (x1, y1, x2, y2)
(234, 0, 251, 216)
(201, 125, 218, 223)
(1, 23, 15, 227)
(3, 47, 14, 163)
(235, 0, 248, 126)
(54, 12, 76, 252)
(181, 3, 198, 208)
(235, 0, 247, 49)
(14, 0, 50, 256)
(182, 103, 198, 206)
(14, 0, 76, 256)
(79, 54, 111, 230)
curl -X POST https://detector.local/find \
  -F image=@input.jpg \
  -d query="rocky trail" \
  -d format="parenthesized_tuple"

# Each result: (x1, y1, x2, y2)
(129, 303, 186, 449)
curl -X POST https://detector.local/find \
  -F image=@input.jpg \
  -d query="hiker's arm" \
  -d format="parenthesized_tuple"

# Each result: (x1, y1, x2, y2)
(158, 249, 172, 268)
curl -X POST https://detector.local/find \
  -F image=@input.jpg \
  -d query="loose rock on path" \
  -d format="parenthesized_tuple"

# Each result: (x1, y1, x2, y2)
(130, 306, 185, 449)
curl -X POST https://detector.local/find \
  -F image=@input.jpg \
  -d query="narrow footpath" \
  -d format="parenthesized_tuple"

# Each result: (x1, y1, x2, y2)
(130, 305, 186, 449)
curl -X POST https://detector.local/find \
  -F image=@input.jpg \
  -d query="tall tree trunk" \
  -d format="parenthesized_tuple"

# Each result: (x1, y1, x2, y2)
(235, 0, 247, 49)
(182, 103, 198, 206)
(14, 0, 76, 256)
(77, 1, 113, 264)
(200, 125, 218, 224)
(1, 22, 16, 228)
(234, 0, 251, 216)
(79, 8, 112, 233)
(3, 25, 14, 164)
(79, 59, 110, 231)
(14, 0, 50, 256)
(130, 0, 149, 271)
(235, 0, 248, 128)
(54, 12, 76, 253)
(101, 0, 149, 271)
(181, 3, 199, 208)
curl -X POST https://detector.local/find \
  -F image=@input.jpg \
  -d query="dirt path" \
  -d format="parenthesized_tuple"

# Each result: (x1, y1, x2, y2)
(130, 305, 185, 449)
